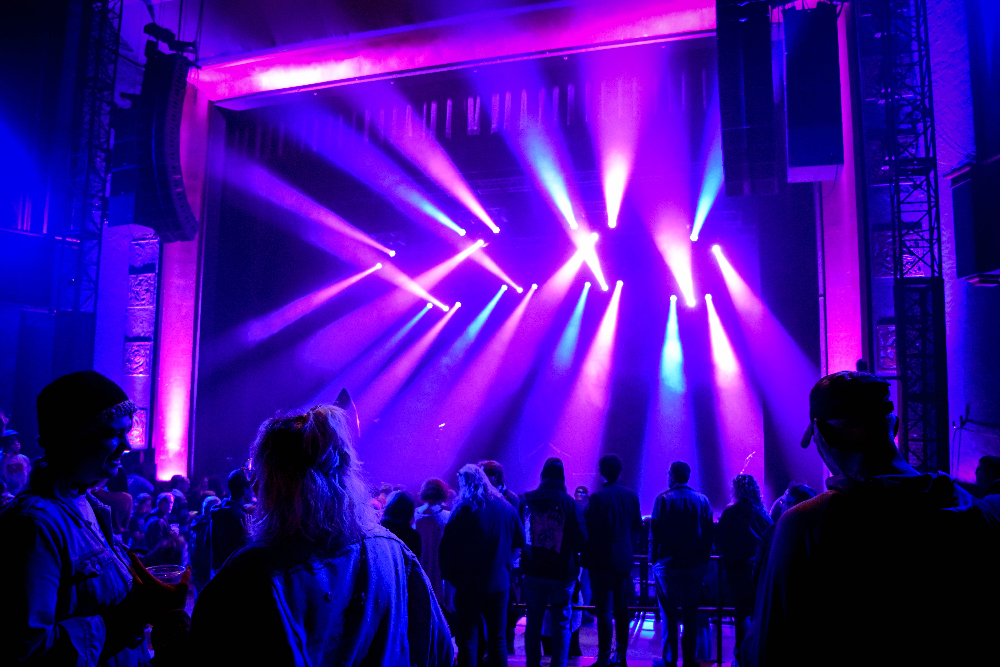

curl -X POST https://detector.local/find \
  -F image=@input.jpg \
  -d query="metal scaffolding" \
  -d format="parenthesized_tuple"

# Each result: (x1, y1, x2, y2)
(858, 0, 948, 471)
(60, 0, 123, 314)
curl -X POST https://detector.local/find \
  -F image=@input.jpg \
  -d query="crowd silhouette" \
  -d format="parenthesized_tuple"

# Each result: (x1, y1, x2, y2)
(0, 370, 998, 666)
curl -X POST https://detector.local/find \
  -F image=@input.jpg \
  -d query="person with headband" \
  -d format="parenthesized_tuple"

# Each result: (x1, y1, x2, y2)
(742, 371, 1000, 666)
(189, 396, 452, 666)
(0, 371, 189, 665)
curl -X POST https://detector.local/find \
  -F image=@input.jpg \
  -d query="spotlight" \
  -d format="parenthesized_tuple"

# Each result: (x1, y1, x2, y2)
(375, 263, 383, 269)
(501, 285, 508, 291)
(609, 220, 617, 229)
(425, 303, 433, 309)
(476, 239, 486, 247)
(515, 286, 524, 293)
(531, 283, 538, 290)
(711, 244, 722, 255)
(686, 297, 697, 307)
(670, 294, 678, 302)
(443, 305, 450, 312)
(458, 229, 467, 236)
(453, 302, 462, 309)
(705, 294, 713, 301)
(590, 232, 599, 242)
(616, 280, 623, 287)
(585, 281, 591, 288)
(389, 250, 397, 257)
(690, 231, 700, 242)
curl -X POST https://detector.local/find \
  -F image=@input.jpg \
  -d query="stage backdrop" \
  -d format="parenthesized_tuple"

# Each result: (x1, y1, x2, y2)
(194, 37, 823, 511)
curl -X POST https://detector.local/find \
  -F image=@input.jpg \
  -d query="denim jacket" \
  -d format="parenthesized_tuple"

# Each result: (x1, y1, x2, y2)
(0, 489, 148, 666)
(189, 526, 453, 666)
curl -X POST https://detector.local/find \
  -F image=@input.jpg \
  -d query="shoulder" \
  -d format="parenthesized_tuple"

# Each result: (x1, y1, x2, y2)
(0, 492, 60, 526)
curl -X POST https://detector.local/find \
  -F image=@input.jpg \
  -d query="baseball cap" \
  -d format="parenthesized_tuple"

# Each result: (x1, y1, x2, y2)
(800, 371, 894, 448)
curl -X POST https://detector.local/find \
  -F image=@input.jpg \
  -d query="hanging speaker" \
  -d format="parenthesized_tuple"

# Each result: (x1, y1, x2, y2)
(132, 46, 198, 243)
(717, 0, 776, 196)
(784, 3, 844, 182)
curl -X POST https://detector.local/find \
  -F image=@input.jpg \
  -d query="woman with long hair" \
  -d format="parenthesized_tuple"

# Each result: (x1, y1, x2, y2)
(715, 473, 772, 664)
(189, 402, 452, 666)
(440, 464, 525, 667)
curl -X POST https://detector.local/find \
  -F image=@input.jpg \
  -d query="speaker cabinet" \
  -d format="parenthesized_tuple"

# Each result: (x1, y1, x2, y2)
(783, 3, 844, 182)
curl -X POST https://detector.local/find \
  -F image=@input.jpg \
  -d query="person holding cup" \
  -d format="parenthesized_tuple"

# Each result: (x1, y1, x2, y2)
(0, 371, 189, 666)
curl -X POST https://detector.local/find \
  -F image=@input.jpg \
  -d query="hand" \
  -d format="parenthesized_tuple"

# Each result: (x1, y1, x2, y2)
(127, 552, 191, 622)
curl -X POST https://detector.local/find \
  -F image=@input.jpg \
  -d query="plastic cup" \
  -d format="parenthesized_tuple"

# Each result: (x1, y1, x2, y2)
(146, 565, 186, 584)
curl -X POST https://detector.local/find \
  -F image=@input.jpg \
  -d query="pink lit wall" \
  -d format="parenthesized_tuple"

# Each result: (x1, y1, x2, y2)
(819, 7, 863, 374)
(152, 238, 200, 481)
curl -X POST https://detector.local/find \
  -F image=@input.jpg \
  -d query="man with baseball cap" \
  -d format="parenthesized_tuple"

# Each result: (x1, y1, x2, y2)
(741, 371, 1000, 666)
(0, 371, 189, 665)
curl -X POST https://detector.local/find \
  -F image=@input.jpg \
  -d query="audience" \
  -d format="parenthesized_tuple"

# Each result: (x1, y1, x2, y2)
(519, 457, 586, 667)
(168, 474, 191, 524)
(584, 454, 643, 667)
(415, 478, 452, 613)
(382, 489, 422, 555)
(128, 492, 153, 548)
(743, 371, 1000, 666)
(208, 468, 253, 572)
(188, 401, 452, 666)
(479, 458, 522, 654)
(1, 429, 31, 495)
(440, 464, 525, 667)
(0, 371, 187, 665)
(650, 460, 713, 667)
(6, 367, 997, 667)
(768, 482, 816, 523)
(92, 468, 134, 539)
(190, 495, 222, 594)
(715, 473, 771, 665)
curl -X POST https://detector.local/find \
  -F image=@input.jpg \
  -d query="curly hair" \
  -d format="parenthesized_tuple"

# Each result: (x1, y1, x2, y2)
(732, 474, 765, 510)
(248, 404, 377, 546)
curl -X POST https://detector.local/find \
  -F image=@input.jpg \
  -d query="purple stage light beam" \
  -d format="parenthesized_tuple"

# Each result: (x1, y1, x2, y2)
(713, 246, 819, 486)
(244, 263, 382, 344)
(438, 286, 537, 463)
(357, 304, 462, 423)
(229, 161, 395, 256)
(705, 292, 764, 490)
(288, 110, 468, 237)
(578, 231, 609, 291)
(690, 86, 723, 242)
(353, 86, 501, 234)
(551, 280, 624, 484)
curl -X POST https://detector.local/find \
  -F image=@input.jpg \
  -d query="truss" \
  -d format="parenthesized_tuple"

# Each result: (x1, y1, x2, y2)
(60, 0, 123, 314)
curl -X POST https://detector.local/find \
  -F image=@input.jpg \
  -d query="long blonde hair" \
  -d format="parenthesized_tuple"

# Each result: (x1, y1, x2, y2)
(455, 463, 503, 511)
(248, 405, 376, 546)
